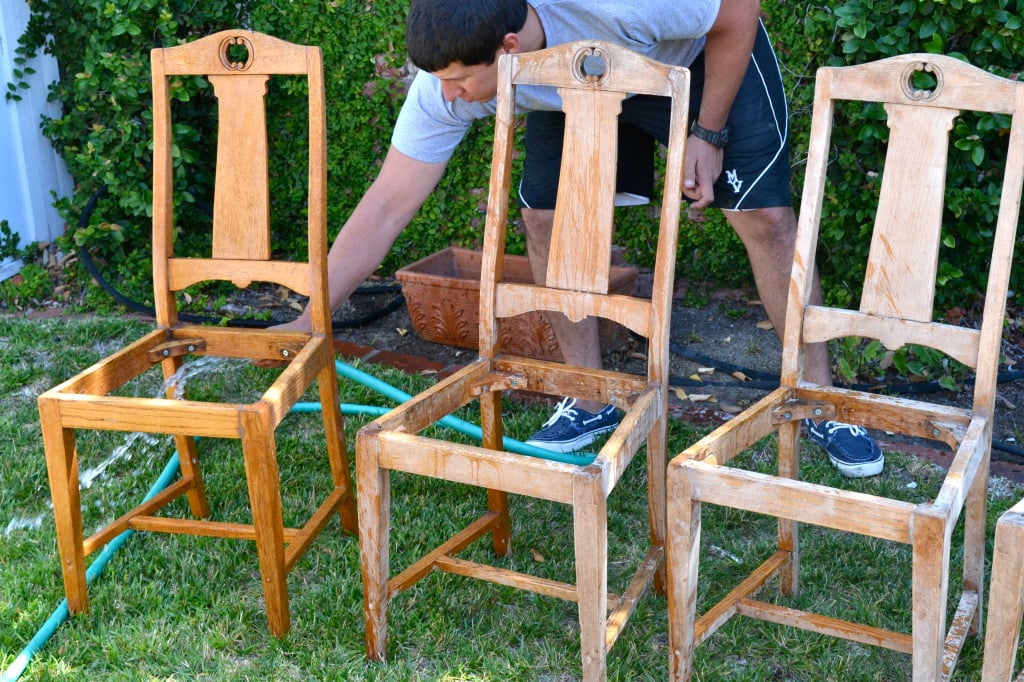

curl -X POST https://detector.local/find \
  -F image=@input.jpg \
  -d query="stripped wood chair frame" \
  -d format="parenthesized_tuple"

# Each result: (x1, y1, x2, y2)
(356, 40, 689, 681)
(666, 53, 1024, 680)
(37, 29, 357, 637)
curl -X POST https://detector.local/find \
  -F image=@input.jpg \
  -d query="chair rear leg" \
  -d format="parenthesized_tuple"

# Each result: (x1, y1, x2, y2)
(39, 397, 89, 612)
(357, 432, 391, 661)
(646, 415, 667, 594)
(962, 450, 990, 635)
(776, 420, 802, 596)
(573, 476, 608, 681)
(240, 413, 290, 637)
(162, 356, 210, 518)
(173, 434, 210, 518)
(981, 506, 1024, 682)
(481, 391, 511, 556)
(317, 360, 357, 534)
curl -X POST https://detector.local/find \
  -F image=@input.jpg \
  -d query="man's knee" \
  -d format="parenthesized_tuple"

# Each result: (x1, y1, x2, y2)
(727, 206, 797, 248)
(521, 207, 554, 237)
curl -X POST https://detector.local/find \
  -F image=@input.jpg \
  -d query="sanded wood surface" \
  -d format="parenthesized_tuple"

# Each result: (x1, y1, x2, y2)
(982, 498, 1024, 681)
(666, 53, 1024, 681)
(356, 40, 690, 681)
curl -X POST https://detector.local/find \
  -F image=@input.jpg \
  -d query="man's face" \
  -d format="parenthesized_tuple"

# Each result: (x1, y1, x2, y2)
(432, 56, 501, 103)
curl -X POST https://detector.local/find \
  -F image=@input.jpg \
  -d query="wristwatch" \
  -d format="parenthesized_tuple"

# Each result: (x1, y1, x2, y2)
(690, 121, 731, 148)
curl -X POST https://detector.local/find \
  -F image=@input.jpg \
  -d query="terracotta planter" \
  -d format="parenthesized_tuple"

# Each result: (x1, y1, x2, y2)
(396, 247, 637, 362)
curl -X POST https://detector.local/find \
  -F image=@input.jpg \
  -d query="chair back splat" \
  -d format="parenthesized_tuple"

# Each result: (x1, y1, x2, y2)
(667, 53, 1024, 681)
(357, 41, 689, 681)
(38, 30, 357, 638)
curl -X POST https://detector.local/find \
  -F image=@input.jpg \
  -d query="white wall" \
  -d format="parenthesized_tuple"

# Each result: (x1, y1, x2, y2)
(0, 0, 73, 281)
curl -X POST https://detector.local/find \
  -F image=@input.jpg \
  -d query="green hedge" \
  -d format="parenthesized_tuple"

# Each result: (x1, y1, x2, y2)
(7, 0, 1023, 310)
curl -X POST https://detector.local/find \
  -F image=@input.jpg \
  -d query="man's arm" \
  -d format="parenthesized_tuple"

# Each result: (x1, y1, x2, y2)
(282, 145, 445, 331)
(684, 0, 761, 209)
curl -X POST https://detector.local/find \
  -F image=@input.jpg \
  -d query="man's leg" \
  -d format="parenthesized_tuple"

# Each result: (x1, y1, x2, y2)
(725, 205, 884, 477)
(517, 110, 626, 453)
(521, 206, 605, 413)
(723, 206, 831, 385)
(519, 204, 620, 452)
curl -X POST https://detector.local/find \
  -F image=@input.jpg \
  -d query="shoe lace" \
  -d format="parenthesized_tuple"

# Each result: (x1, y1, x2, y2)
(823, 421, 867, 438)
(540, 397, 579, 428)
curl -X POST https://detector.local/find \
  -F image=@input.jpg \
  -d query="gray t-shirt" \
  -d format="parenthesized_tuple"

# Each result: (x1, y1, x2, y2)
(391, 0, 719, 164)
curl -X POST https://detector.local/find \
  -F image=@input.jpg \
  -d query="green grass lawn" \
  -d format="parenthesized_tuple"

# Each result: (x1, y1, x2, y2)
(2, 313, 1022, 680)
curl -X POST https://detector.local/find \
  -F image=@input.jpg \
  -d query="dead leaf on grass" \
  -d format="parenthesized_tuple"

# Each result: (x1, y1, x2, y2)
(755, 319, 775, 331)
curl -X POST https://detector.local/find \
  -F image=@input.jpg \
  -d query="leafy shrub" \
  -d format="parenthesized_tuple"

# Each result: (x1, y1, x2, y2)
(0, 219, 27, 261)
(765, 0, 1024, 310)
(8, 0, 1024, 313)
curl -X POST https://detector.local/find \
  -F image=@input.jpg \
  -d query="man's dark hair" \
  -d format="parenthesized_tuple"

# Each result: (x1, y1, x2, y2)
(406, 0, 529, 72)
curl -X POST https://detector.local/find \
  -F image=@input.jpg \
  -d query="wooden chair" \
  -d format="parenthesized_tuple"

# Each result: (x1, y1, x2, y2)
(356, 41, 689, 681)
(665, 54, 1024, 680)
(981, 497, 1024, 681)
(37, 29, 357, 637)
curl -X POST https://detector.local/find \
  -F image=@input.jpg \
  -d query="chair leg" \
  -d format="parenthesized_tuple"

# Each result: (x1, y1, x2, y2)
(666, 465, 700, 682)
(162, 356, 210, 518)
(911, 506, 950, 681)
(38, 397, 88, 613)
(317, 359, 358, 534)
(240, 411, 290, 637)
(573, 475, 608, 682)
(357, 431, 391, 661)
(962, 450, 990, 636)
(647, 415, 667, 594)
(480, 391, 511, 556)
(981, 505, 1024, 682)
(776, 420, 801, 596)
(173, 434, 210, 518)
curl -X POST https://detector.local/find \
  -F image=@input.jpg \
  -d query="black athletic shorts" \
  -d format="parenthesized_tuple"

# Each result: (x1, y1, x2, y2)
(519, 21, 792, 211)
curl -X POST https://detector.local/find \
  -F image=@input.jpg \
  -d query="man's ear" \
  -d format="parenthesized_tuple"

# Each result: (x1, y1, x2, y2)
(501, 32, 521, 54)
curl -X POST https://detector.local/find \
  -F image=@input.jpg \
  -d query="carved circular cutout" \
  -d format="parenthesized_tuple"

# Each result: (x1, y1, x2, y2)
(574, 45, 608, 84)
(900, 61, 942, 102)
(220, 35, 254, 71)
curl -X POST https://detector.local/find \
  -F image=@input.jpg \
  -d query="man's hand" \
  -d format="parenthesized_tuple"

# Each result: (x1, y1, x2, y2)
(683, 136, 724, 210)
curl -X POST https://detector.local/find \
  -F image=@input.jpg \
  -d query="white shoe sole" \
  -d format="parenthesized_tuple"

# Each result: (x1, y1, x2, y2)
(830, 453, 885, 478)
(525, 425, 616, 454)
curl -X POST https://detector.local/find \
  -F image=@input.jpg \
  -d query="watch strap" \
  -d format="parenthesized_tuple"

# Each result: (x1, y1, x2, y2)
(689, 121, 731, 147)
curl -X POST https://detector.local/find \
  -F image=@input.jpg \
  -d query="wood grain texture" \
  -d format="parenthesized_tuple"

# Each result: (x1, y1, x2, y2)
(356, 40, 690, 681)
(37, 29, 354, 638)
(667, 53, 1024, 681)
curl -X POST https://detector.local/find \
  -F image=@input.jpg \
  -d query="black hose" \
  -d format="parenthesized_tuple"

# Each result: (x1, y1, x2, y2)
(74, 185, 404, 330)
